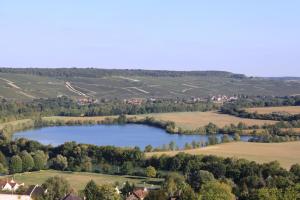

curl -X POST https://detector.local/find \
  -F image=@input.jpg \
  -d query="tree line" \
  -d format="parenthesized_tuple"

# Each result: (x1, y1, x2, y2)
(0, 136, 300, 199)
(145, 153, 300, 200)
(0, 96, 217, 123)
(0, 67, 244, 78)
(0, 137, 144, 175)
(5, 146, 300, 199)
(221, 96, 300, 121)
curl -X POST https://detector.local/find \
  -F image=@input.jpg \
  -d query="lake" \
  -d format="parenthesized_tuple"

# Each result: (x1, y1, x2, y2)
(13, 124, 252, 149)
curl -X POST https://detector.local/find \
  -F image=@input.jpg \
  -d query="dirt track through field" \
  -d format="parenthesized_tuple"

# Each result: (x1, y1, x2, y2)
(117, 76, 140, 82)
(182, 83, 200, 88)
(182, 88, 194, 93)
(0, 77, 36, 98)
(125, 87, 149, 94)
(0, 77, 21, 89)
(65, 82, 89, 97)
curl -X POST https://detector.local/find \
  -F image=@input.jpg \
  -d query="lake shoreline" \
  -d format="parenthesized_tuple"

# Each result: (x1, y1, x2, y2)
(13, 124, 252, 149)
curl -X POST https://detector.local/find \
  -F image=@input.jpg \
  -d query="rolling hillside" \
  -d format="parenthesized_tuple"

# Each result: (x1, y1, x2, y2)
(1, 68, 300, 100)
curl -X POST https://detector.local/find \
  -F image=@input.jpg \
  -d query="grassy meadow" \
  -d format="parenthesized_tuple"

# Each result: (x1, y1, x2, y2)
(7, 170, 163, 191)
(246, 106, 300, 115)
(146, 141, 300, 169)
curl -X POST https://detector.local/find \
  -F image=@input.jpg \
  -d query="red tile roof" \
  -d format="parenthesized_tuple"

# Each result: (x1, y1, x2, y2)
(133, 189, 148, 199)
(0, 179, 20, 189)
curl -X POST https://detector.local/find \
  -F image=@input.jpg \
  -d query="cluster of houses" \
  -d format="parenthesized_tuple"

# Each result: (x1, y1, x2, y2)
(0, 178, 23, 191)
(74, 95, 239, 107)
(0, 178, 152, 200)
(123, 95, 239, 106)
(77, 98, 98, 105)
(210, 95, 238, 103)
(123, 98, 145, 106)
(0, 178, 44, 200)
(0, 178, 81, 200)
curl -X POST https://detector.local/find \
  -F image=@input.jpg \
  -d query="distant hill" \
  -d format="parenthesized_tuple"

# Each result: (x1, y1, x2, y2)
(0, 68, 299, 100)
(0, 68, 246, 78)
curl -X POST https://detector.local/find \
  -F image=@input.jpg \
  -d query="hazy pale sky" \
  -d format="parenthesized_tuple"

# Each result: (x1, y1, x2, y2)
(0, 1, 299, 76)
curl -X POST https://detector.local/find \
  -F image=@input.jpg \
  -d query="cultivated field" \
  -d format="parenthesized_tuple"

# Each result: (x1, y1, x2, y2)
(2, 69, 300, 100)
(8, 170, 163, 191)
(137, 111, 277, 130)
(146, 141, 300, 169)
(0, 72, 73, 100)
(246, 106, 300, 115)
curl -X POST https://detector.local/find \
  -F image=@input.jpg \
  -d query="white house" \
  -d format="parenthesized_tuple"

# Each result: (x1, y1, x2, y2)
(0, 184, 45, 200)
(0, 178, 24, 191)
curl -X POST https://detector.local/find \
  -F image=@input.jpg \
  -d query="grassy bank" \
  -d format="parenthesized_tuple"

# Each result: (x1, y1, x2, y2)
(0, 119, 34, 138)
(43, 116, 118, 123)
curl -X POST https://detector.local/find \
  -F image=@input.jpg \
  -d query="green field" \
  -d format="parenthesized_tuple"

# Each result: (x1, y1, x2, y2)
(1, 69, 300, 100)
(7, 170, 163, 191)
(146, 141, 300, 169)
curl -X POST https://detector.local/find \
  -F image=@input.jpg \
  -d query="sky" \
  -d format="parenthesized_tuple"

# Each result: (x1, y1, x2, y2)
(0, 1, 299, 77)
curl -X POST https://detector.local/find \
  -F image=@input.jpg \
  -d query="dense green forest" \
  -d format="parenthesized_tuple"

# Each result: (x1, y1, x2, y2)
(1, 138, 300, 199)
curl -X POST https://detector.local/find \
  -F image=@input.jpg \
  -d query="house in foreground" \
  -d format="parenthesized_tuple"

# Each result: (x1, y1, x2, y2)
(0, 184, 45, 200)
(0, 178, 24, 191)
(126, 188, 148, 200)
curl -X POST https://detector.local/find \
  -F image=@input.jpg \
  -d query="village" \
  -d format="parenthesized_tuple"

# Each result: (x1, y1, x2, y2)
(76, 95, 239, 106)
(0, 178, 153, 200)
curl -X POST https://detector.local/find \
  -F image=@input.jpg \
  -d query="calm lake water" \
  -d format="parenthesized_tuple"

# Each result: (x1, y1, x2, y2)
(13, 124, 252, 149)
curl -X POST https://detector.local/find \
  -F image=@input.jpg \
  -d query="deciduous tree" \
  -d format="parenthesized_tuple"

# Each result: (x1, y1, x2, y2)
(21, 151, 34, 172)
(40, 176, 71, 200)
(200, 181, 235, 200)
(145, 166, 157, 178)
(10, 155, 22, 174)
